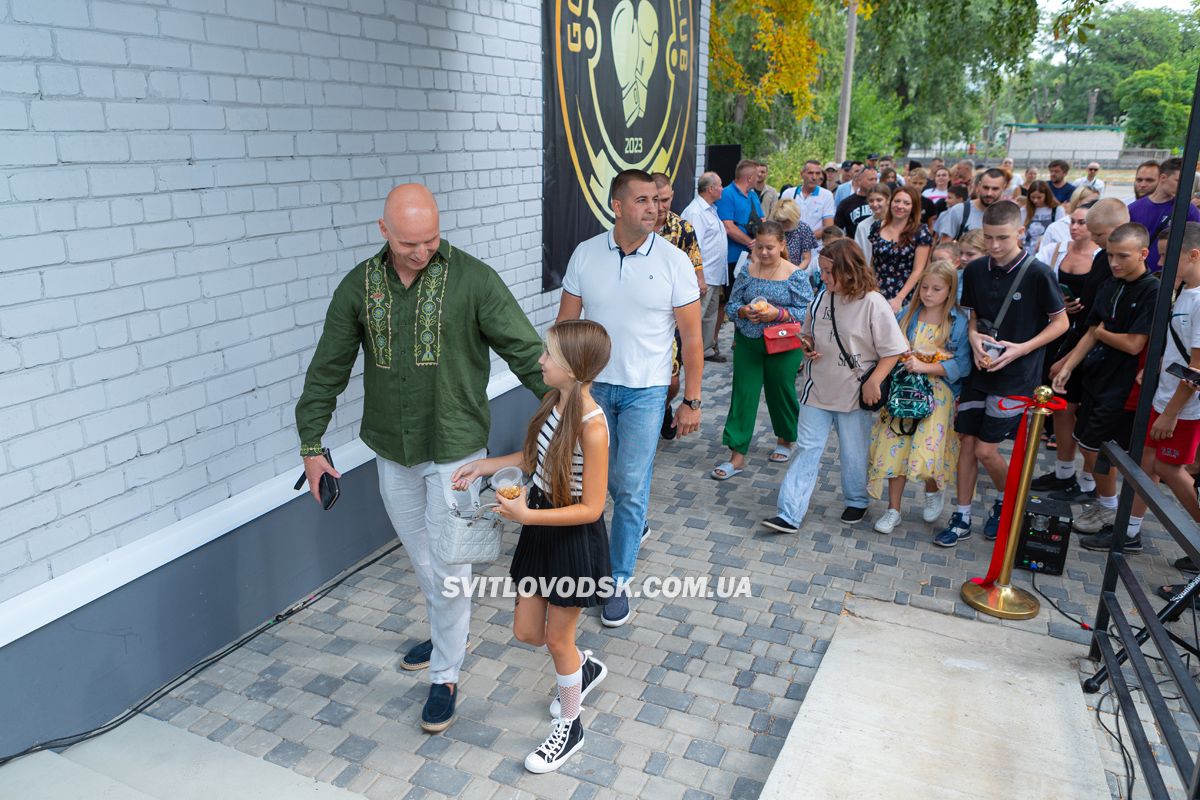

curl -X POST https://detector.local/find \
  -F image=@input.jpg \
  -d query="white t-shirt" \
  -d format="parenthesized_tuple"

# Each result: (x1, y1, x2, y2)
(780, 185, 836, 234)
(933, 202, 984, 239)
(1154, 285, 1200, 419)
(799, 288, 909, 412)
(1039, 215, 1072, 250)
(1003, 174, 1023, 199)
(562, 230, 700, 388)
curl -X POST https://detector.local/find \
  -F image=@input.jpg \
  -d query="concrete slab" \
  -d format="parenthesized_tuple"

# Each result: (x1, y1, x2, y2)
(62, 715, 364, 800)
(0, 751, 158, 800)
(762, 596, 1111, 799)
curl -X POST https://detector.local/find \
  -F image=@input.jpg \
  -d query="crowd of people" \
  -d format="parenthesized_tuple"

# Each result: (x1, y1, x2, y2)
(291, 154, 1200, 775)
(695, 155, 1200, 548)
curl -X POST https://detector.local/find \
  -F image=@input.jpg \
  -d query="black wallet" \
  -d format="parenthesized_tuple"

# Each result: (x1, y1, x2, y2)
(294, 448, 341, 510)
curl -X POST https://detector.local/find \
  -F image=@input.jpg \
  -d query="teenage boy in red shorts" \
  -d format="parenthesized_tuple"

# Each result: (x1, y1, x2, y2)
(1129, 223, 1200, 562)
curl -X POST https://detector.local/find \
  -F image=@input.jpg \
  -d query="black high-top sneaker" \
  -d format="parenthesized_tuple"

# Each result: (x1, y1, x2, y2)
(524, 716, 584, 774)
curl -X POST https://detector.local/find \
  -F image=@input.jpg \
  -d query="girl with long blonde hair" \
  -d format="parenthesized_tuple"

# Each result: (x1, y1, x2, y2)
(867, 260, 973, 534)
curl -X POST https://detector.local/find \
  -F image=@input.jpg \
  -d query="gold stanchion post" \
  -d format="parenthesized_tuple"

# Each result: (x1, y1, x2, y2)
(960, 387, 1055, 620)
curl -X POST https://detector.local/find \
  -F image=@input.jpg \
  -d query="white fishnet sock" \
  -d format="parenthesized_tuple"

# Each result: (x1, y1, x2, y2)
(556, 667, 583, 720)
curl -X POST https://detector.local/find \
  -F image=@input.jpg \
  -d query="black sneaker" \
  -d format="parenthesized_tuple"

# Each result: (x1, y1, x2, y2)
(420, 682, 457, 733)
(762, 515, 799, 534)
(1174, 556, 1199, 574)
(1048, 479, 1096, 503)
(660, 405, 677, 440)
(400, 639, 433, 671)
(549, 651, 608, 717)
(841, 506, 868, 523)
(641, 522, 650, 542)
(1031, 471, 1073, 492)
(524, 716, 584, 773)
(1080, 529, 1142, 552)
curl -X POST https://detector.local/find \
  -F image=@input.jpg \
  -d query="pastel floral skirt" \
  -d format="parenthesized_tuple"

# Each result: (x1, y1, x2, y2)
(868, 378, 958, 497)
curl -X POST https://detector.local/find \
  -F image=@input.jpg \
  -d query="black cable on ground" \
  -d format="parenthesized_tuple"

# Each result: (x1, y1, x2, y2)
(0, 541, 401, 768)
(1030, 571, 1092, 630)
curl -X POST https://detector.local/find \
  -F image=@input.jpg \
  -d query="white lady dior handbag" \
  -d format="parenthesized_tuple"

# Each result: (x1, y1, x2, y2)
(435, 479, 503, 565)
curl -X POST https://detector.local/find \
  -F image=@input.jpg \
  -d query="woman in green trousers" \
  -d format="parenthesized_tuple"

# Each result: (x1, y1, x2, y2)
(712, 221, 814, 480)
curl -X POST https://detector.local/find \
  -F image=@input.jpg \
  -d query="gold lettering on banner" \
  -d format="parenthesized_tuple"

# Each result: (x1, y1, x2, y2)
(553, 0, 697, 227)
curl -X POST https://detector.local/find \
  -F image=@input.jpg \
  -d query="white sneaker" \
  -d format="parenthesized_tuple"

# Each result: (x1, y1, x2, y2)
(874, 508, 902, 534)
(922, 490, 945, 523)
(1074, 502, 1117, 534)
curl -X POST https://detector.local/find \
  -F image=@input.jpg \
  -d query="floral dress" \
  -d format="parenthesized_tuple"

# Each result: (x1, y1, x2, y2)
(868, 320, 958, 496)
(867, 221, 933, 300)
(785, 224, 818, 266)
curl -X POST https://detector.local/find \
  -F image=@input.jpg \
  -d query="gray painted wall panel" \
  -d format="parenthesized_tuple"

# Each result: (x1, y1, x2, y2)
(0, 386, 539, 758)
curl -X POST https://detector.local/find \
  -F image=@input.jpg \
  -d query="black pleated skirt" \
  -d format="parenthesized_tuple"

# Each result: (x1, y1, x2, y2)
(509, 485, 612, 608)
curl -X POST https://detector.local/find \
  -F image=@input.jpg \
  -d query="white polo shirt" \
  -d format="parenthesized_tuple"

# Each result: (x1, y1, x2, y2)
(780, 184, 836, 234)
(681, 194, 729, 286)
(562, 230, 700, 388)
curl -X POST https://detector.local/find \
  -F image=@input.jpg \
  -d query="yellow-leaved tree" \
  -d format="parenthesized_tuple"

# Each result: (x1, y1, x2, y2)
(710, 0, 825, 127)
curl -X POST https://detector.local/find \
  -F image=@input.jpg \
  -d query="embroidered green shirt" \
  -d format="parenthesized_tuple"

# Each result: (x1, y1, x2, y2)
(295, 241, 548, 466)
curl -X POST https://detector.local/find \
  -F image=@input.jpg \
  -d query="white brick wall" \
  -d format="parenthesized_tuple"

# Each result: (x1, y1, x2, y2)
(0, 0, 709, 603)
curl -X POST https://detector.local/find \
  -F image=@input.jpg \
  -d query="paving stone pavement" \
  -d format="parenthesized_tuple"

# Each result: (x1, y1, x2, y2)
(151, 325, 1200, 799)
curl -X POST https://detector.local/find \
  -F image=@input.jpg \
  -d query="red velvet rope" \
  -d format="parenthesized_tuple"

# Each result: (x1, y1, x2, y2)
(971, 393, 1068, 588)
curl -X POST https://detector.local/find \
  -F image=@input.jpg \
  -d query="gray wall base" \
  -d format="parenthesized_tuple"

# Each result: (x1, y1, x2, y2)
(0, 385, 539, 758)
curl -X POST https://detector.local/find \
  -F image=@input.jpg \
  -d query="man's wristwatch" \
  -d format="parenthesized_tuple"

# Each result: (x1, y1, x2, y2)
(682, 398, 702, 410)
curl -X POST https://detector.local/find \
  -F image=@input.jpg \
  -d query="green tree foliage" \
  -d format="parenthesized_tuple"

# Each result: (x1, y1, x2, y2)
(707, 0, 1038, 157)
(1017, 5, 1199, 128)
(854, 0, 1037, 151)
(1117, 62, 1192, 149)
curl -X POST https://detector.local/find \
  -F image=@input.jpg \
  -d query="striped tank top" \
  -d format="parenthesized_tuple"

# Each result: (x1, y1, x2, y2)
(532, 407, 608, 497)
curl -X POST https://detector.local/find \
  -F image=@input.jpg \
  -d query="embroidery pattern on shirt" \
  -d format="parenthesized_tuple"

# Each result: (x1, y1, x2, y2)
(365, 254, 393, 369)
(414, 257, 449, 366)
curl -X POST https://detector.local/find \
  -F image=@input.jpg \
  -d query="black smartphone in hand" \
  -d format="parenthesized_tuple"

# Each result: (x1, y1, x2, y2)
(1167, 361, 1200, 384)
(293, 448, 341, 510)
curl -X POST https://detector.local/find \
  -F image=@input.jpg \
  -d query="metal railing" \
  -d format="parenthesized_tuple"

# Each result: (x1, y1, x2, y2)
(1089, 445, 1200, 798)
(1086, 58, 1200, 799)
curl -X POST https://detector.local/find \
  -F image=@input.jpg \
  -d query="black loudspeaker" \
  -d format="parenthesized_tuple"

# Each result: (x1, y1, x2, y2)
(1014, 494, 1074, 576)
(706, 144, 743, 187)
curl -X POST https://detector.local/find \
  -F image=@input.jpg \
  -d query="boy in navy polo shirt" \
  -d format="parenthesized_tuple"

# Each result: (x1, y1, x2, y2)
(935, 201, 1068, 547)
(1051, 223, 1158, 540)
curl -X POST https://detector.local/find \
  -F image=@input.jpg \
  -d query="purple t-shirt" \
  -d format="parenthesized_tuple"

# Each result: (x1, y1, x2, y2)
(1127, 196, 1200, 272)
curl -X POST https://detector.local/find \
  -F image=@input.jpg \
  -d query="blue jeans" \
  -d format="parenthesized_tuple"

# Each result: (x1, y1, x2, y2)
(591, 382, 668, 583)
(777, 405, 872, 527)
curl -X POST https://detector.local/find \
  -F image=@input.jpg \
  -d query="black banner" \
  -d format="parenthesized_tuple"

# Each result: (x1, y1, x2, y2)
(542, 0, 700, 290)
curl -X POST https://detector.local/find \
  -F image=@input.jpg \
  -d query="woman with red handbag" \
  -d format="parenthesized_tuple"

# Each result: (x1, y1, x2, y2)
(711, 221, 814, 480)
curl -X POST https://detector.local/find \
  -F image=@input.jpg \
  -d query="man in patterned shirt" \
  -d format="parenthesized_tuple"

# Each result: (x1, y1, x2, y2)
(652, 172, 704, 440)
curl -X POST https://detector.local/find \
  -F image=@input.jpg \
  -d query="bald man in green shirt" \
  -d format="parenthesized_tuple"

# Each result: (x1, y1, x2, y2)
(296, 184, 546, 733)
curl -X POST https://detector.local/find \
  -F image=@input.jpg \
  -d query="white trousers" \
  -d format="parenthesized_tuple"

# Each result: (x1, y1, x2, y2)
(376, 449, 484, 685)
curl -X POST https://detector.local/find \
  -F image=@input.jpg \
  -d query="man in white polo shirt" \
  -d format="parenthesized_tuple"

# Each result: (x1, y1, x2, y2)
(1080, 162, 1105, 194)
(780, 160, 836, 243)
(557, 169, 703, 627)
(682, 171, 728, 362)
